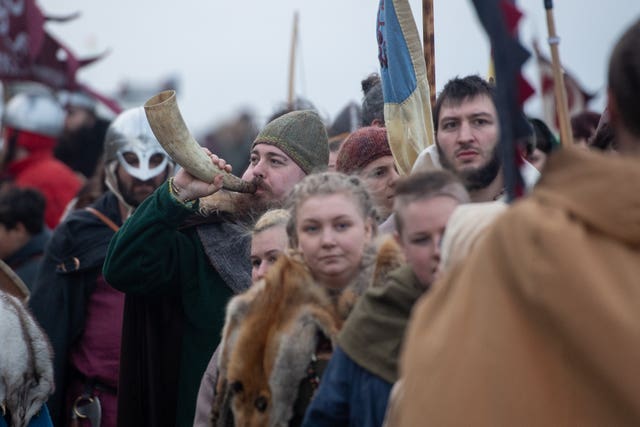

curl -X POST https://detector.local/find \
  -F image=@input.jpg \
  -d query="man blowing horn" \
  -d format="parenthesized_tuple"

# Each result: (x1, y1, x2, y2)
(103, 110, 329, 427)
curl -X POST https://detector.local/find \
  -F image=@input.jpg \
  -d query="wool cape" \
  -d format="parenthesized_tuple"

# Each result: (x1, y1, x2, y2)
(338, 264, 423, 384)
(103, 181, 251, 427)
(395, 147, 640, 426)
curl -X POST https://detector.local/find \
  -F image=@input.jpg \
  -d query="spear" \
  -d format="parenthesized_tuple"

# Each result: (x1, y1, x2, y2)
(422, 0, 436, 109)
(287, 11, 299, 110)
(543, 0, 573, 146)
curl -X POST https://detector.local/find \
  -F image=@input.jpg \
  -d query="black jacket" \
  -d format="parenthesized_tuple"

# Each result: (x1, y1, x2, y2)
(29, 191, 122, 426)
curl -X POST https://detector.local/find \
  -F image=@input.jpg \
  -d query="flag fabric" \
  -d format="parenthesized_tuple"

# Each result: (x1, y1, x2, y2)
(533, 42, 594, 134)
(469, 0, 534, 202)
(0, 0, 45, 74)
(0, 0, 121, 113)
(376, 0, 435, 176)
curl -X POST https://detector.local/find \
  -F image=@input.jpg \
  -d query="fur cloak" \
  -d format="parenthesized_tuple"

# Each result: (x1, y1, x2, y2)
(212, 238, 403, 427)
(0, 291, 54, 427)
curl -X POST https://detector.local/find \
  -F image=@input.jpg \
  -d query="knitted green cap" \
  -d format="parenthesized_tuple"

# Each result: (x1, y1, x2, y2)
(252, 110, 329, 174)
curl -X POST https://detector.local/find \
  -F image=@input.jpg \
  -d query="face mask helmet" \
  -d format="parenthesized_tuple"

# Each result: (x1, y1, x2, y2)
(103, 107, 174, 207)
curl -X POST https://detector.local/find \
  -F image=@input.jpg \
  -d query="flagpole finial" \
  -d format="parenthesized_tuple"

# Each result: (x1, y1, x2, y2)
(544, 0, 553, 10)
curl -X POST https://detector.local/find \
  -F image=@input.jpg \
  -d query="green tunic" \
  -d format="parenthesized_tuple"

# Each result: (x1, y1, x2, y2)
(104, 181, 250, 426)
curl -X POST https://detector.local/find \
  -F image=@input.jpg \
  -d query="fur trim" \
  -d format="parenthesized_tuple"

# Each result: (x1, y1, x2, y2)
(371, 236, 406, 287)
(214, 256, 340, 427)
(269, 307, 337, 426)
(213, 238, 403, 427)
(0, 291, 54, 427)
(336, 237, 404, 318)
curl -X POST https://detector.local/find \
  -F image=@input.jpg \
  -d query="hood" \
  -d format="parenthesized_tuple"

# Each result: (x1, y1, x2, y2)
(533, 147, 640, 245)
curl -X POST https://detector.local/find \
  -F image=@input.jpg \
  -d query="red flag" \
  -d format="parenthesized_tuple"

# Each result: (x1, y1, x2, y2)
(533, 41, 595, 133)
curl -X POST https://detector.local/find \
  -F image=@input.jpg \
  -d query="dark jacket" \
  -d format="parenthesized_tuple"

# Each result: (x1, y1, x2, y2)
(303, 265, 425, 427)
(29, 192, 122, 427)
(103, 181, 251, 427)
(302, 346, 392, 427)
(5, 228, 50, 290)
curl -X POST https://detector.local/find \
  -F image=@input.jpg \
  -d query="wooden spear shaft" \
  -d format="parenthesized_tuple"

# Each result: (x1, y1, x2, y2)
(544, 0, 573, 147)
(287, 11, 299, 110)
(422, 0, 436, 108)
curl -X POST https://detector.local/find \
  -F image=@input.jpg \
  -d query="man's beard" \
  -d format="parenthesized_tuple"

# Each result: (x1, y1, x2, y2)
(225, 178, 283, 224)
(438, 144, 502, 192)
(118, 179, 160, 208)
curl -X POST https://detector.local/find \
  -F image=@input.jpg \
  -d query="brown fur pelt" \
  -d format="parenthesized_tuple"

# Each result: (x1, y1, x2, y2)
(211, 237, 404, 427)
(213, 255, 342, 427)
(370, 236, 406, 287)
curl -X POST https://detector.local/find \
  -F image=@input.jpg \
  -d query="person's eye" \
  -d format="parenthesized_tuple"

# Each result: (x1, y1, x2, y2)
(267, 255, 279, 265)
(335, 222, 351, 231)
(251, 259, 261, 268)
(374, 168, 387, 178)
(123, 152, 139, 167)
(249, 155, 259, 165)
(441, 121, 457, 131)
(270, 158, 285, 166)
(473, 118, 490, 126)
(303, 225, 318, 233)
(149, 153, 165, 168)
(411, 236, 432, 245)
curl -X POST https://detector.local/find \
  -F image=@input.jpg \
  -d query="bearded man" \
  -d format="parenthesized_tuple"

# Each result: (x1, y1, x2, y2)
(413, 75, 538, 202)
(30, 107, 175, 427)
(434, 75, 503, 201)
(103, 110, 329, 427)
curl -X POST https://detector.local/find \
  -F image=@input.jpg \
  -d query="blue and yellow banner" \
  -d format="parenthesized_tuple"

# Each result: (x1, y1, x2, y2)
(377, 0, 435, 175)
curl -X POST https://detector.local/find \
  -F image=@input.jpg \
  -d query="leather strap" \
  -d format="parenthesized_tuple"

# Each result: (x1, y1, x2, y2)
(85, 207, 120, 232)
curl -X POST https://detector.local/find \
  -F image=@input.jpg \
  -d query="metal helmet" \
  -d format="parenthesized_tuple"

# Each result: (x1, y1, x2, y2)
(3, 91, 65, 138)
(58, 90, 97, 113)
(104, 107, 172, 181)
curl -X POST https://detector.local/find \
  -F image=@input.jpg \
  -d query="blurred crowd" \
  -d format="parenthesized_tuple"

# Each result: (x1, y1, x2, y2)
(1, 15, 639, 427)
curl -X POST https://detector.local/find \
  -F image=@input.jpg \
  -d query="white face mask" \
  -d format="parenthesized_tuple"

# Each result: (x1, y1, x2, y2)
(116, 148, 169, 181)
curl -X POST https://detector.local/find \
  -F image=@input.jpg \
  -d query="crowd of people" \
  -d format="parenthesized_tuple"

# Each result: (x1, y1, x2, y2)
(0, 15, 638, 427)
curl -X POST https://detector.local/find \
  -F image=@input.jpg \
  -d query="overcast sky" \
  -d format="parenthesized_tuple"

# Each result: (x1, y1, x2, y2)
(42, 0, 639, 134)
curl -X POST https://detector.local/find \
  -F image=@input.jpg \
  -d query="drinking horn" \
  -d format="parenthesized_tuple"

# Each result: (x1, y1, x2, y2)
(144, 90, 255, 193)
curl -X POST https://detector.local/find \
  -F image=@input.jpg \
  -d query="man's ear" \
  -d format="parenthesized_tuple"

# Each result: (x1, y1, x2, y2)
(371, 118, 384, 127)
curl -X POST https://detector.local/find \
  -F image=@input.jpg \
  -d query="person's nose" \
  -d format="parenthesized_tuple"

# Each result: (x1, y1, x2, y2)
(433, 233, 443, 262)
(255, 261, 269, 281)
(320, 227, 336, 247)
(456, 120, 474, 144)
(252, 158, 267, 179)
(388, 167, 400, 188)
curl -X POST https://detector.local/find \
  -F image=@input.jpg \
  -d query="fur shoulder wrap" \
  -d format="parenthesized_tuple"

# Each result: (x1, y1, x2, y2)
(0, 291, 54, 427)
(211, 236, 404, 427)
